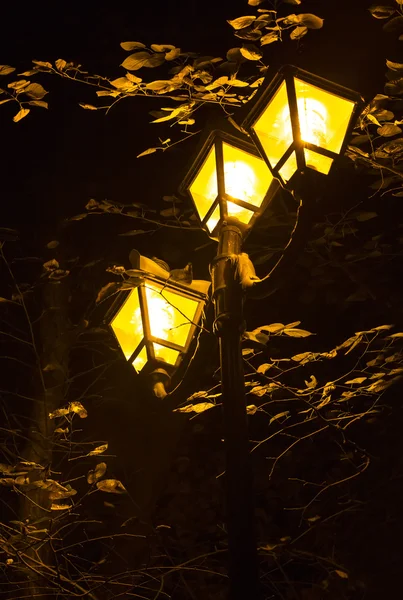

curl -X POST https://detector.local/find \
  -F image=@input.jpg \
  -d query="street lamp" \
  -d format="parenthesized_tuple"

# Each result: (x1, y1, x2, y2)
(105, 251, 210, 387)
(179, 68, 364, 600)
(180, 129, 278, 600)
(243, 65, 365, 187)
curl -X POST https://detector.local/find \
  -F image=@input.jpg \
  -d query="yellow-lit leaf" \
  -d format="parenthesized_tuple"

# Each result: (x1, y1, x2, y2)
(87, 462, 107, 484)
(290, 26, 308, 40)
(88, 443, 108, 456)
(96, 479, 127, 494)
(227, 16, 257, 30)
(269, 411, 290, 424)
(335, 570, 349, 579)
(79, 103, 98, 110)
(13, 108, 30, 122)
(345, 377, 367, 384)
(70, 401, 87, 419)
(120, 41, 146, 51)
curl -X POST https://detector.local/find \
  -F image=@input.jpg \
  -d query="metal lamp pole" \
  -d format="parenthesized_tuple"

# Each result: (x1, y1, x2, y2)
(211, 224, 260, 600)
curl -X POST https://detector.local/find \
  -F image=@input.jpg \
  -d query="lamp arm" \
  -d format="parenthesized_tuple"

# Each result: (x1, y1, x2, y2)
(246, 188, 317, 300)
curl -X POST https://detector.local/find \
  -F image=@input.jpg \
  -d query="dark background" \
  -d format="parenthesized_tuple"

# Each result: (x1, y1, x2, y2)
(2, 1, 403, 598)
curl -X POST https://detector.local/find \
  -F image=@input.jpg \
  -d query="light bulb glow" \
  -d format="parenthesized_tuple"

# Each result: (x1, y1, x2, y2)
(282, 97, 328, 147)
(131, 289, 176, 342)
(224, 161, 257, 204)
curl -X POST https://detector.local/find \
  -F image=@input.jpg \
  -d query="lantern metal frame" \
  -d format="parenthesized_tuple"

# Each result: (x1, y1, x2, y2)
(104, 253, 210, 376)
(180, 128, 279, 240)
(242, 64, 366, 187)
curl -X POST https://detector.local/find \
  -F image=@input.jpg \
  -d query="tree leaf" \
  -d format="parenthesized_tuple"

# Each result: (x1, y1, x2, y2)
(386, 59, 403, 71)
(79, 103, 98, 110)
(87, 462, 107, 484)
(120, 41, 146, 51)
(345, 377, 367, 384)
(205, 76, 229, 90)
(96, 479, 127, 494)
(283, 328, 313, 337)
(383, 15, 403, 33)
(51, 503, 71, 510)
(228, 78, 249, 87)
(70, 401, 88, 419)
(88, 444, 108, 456)
(0, 99, 12, 106)
(369, 6, 396, 19)
(121, 51, 165, 71)
(240, 44, 263, 60)
(269, 411, 290, 424)
(55, 58, 67, 71)
(32, 60, 52, 69)
(13, 108, 30, 122)
(290, 26, 308, 40)
(248, 0, 265, 5)
(246, 404, 258, 414)
(96, 282, 120, 304)
(227, 16, 257, 30)
(0, 65, 16, 76)
(137, 147, 158, 158)
(261, 32, 279, 45)
(28, 100, 48, 108)
(24, 82, 47, 99)
(377, 123, 402, 136)
(335, 570, 349, 579)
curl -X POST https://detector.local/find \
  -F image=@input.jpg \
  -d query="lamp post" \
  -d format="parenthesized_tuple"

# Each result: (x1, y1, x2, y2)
(105, 65, 364, 600)
(180, 130, 278, 600)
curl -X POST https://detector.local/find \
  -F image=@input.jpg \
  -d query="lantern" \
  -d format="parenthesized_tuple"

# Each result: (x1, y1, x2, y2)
(105, 252, 210, 374)
(243, 65, 365, 186)
(180, 129, 278, 240)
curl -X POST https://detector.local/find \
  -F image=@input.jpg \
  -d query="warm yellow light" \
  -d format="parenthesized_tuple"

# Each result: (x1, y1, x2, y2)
(111, 290, 143, 361)
(285, 97, 328, 146)
(189, 139, 273, 231)
(252, 76, 355, 180)
(140, 283, 199, 365)
(294, 78, 355, 154)
(189, 145, 217, 223)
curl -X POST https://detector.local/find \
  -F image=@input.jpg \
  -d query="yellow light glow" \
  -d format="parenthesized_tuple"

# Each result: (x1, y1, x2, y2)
(295, 79, 355, 155)
(304, 148, 333, 175)
(189, 140, 273, 231)
(189, 145, 217, 223)
(132, 346, 148, 372)
(111, 289, 143, 362)
(222, 142, 273, 209)
(145, 283, 199, 365)
(283, 97, 328, 147)
(154, 343, 180, 365)
(253, 81, 293, 171)
(253, 77, 355, 179)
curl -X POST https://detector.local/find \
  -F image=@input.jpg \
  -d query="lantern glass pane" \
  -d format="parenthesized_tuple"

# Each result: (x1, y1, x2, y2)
(153, 343, 180, 366)
(189, 145, 218, 221)
(227, 201, 255, 225)
(132, 345, 148, 372)
(252, 81, 292, 169)
(304, 148, 333, 175)
(206, 205, 221, 233)
(279, 152, 298, 182)
(295, 78, 355, 154)
(111, 289, 143, 360)
(222, 142, 273, 207)
(145, 283, 199, 349)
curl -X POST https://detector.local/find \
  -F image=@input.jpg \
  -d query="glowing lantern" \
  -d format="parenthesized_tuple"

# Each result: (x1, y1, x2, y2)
(243, 65, 365, 186)
(180, 129, 278, 240)
(105, 252, 210, 374)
